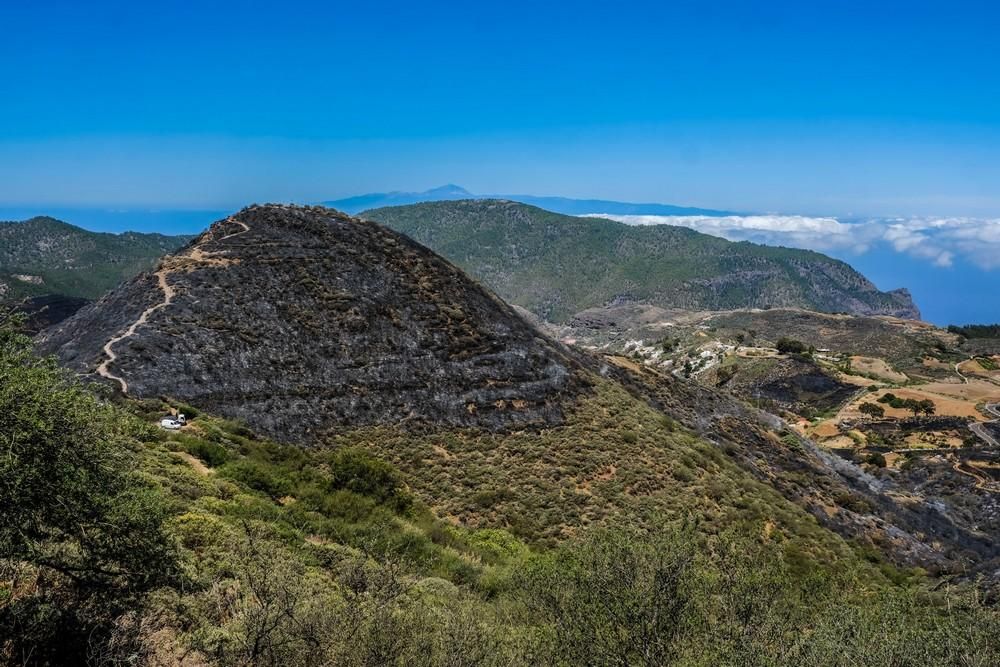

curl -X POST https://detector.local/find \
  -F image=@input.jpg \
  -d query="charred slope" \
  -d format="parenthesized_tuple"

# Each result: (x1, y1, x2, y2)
(37, 205, 587, 441)
(13, 293, 91, 334)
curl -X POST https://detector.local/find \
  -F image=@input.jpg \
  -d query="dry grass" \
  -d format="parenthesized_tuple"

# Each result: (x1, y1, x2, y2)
(919, 379, 1000, 404)
(837, 372, 884, 388)
(849, 356, 909, 383)
(838, 385, 992, 421)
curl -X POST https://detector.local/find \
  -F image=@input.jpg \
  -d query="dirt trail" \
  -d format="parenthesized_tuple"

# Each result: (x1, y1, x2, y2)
(955, 360, 970, 384)
(952, 460, 999, 492)
(96, 269, 176, 392)
(95, 218, 249, 393)
(175, 451, 213, 476)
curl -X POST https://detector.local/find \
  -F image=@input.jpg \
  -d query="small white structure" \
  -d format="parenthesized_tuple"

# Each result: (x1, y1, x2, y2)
(159, 413, 187, 430)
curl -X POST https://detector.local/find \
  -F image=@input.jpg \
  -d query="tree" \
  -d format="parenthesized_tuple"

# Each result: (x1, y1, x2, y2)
(0, 315, 178, 662)
(877, 393, 897, 405)
(776, 338, 808, 355)
(858, 402, 885, 418)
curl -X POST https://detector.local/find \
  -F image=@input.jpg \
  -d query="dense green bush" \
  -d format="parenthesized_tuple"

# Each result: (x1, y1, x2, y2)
(327, 447, 413, 513)
(0, 318, 178, 663)
(776, 337, 808, 355)
(186, 437, 232, 467)
(219, 459, 294, 498)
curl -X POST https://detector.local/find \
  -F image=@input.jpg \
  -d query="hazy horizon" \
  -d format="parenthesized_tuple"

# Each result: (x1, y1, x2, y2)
(2, 0, 998, 323)
(3, 2, 1000, 216)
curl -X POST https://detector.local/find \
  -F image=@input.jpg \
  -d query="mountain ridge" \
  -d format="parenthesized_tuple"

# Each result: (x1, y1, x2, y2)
(362, 199, 920, 322)
(35, 204, 994, 580)
(0, 215, 193, 302)
(323, 184, 739, 217)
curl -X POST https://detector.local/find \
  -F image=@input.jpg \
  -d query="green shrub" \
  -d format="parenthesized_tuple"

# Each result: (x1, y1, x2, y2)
(858, 402, 885, 418)
(187, 438, 231, 467)
(0, 320, 178, 661)
(776, 337, 808, 355)
(328, 447, 413, 513)
(219, 460, 294, 499)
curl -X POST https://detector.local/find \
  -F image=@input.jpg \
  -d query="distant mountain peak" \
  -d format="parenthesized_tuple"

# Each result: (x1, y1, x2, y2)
(424, 184, 472, 196)
(323, 186, 736, 217)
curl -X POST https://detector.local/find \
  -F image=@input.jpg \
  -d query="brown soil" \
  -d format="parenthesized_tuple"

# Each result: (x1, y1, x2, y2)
(174, 451, 212, 476)
(849, 356, 909, 383)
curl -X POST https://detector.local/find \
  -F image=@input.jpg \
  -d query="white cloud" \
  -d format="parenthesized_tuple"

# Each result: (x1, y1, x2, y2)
(583, 213, 1000, 271)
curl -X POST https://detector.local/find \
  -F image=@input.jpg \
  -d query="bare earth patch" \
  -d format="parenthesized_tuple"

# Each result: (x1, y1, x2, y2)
(839, 386, 993, 421)
(174, 451, 213, 476)
(849, 356, 909, 383)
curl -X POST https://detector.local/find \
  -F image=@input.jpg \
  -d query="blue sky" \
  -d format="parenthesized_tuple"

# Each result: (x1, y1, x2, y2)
(1, 1, 998, 323)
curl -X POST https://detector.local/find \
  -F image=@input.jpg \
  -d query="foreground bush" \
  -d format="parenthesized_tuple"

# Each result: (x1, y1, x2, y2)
(0, 319, 178, 664)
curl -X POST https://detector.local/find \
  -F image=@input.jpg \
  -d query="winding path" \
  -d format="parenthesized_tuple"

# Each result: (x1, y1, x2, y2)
(95, 218, 249, 393)
(951, 460, 999, 491)
(954, 359, 970, 384)
(969, 403, 1000, 448)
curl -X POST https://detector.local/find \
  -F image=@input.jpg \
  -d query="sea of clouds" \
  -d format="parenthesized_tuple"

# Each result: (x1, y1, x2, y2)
(584, 214, 1000, 271)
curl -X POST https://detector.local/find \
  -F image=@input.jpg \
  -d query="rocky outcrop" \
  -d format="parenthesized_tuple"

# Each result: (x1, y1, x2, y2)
(37, 205, 588, 442)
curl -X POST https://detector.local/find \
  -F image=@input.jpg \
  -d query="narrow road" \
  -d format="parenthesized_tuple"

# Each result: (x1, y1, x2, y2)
(966, 403, 1000, 448)
(955, 359, 970, 384)
(95, 217, 249, 393)
(970, 422, 999, 448)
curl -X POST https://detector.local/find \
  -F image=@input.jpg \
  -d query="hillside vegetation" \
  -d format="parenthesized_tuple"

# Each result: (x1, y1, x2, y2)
(0, 216, 191, 301)
(4, 318, 1000, 665)
(362, 200, 919, 322)
(16, 205, 1000, 664)
(35, 206, 999, 575)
